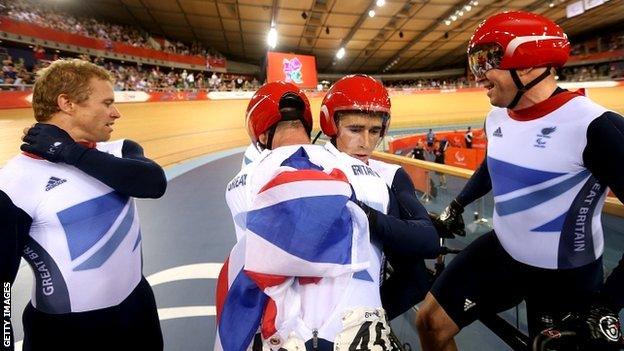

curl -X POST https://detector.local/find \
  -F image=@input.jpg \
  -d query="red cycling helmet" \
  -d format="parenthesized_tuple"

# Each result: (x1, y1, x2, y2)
(320, 74, 391, 138)
(468, 11, 570, 79)
(245, 81, 313, 146)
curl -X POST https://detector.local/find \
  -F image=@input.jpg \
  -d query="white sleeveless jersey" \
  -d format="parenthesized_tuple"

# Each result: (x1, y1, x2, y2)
(368, 158, 401, 188)
(226, 148, 270, 241)
(486, 95, 609, 269)
(224, 144, 390, 346)
(0, 140, 142, 313)
(241, 143, 262, 169)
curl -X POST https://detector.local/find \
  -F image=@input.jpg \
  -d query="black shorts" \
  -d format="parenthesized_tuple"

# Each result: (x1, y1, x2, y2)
(22, 277, 163, 351)
(431, 231, 603, 335)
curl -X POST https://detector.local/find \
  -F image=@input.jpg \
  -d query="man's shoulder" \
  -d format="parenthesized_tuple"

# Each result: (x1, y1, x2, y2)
(96, 139, 126, 157)
(368, 158, 400, 174)
(1, 153, 47, 180)
(0, 155, 50, 215)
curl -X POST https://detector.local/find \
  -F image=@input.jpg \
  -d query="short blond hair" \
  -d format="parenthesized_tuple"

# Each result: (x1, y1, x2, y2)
(32, 59, 113, 122)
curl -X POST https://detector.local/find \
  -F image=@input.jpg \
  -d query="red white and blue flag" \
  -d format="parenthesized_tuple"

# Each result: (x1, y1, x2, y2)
(215, 147, 370, 351)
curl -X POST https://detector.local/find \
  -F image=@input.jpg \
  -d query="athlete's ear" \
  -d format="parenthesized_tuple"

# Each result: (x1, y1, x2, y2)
(258, 132, 268, 145)
(57, 94, 75, 114)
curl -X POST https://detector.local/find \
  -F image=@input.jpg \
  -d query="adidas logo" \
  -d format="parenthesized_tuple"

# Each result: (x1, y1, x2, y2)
(493, 127, 503, 137)
(45, 176, 66, 191)
(464, 298, 476, 312)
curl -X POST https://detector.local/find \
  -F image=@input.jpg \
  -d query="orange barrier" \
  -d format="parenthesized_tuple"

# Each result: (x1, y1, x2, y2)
(389, 129, 486, 154)
(445, 147, 477, 169)
(401, 163, 430, 193)
(0, 17, 225, 69)
(0, 91, 31, 109)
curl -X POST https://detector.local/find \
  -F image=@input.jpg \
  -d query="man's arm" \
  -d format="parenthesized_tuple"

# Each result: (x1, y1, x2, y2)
(381, 259, 430, 320)
(21, 124, 166, 199)
(583, 111, 624, 311)
(430, 158, 492, 238)
(455, 158, 492, 207)
(378, 169, 447, 318)
(0, 191, 31, 351)
(361, 168, 440, 258)
(71, 140, 167, 199)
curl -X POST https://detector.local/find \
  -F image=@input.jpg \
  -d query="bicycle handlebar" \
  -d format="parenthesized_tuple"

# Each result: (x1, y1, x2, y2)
(532, 329, 577, 351)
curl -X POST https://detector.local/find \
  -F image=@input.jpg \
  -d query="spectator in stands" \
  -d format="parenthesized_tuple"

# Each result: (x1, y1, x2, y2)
(234, 76, 244, 90)
(408, 140, 426, 161)
(426, 128, 435, 148)
(33, 45, 45, 62)
(433, 139, 448, 189)
(209, 72, 219, 90)
(186, 71, 194, 89)
(465, 126, 473, 148)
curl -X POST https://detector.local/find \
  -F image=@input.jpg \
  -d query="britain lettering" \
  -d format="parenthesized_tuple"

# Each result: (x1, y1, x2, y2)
(227, 174, 247, 191)
(351, 165, 380, 177)
(574, 183, 601, 252)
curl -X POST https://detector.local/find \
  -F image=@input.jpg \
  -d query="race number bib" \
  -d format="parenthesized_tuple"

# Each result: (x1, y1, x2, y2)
(334, 308, 402, 351)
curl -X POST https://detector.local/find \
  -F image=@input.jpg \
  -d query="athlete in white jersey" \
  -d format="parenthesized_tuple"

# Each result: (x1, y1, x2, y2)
(417, 12, 624, 351)
(320, 75, 441, 319)
(0, 59, 166, 351)
(217, 82, 402, 351)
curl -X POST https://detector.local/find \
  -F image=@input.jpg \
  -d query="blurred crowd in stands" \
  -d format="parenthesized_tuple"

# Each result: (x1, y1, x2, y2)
(0, 0, 224, 59)
(385, 77, 471, 90)
(559, 61, 624, 82)
(0, 47, 258, 92)
(570, 29, 624, 55)
(0, 53, 36, 87)
(2, 44, 622, 92)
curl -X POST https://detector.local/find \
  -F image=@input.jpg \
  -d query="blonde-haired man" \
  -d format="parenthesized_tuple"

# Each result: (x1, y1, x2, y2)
(0, 59, 166, 351)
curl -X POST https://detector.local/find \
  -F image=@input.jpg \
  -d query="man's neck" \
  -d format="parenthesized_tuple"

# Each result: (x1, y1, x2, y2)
(273, 136, 311, 148)
(511, 73, 558, 111)
(46, 114, 85, 142)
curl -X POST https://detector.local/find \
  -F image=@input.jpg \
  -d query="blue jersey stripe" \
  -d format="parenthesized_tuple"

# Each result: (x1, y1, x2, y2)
(74, 203, 136, 271)
(58, 192, 128, 260)
(488, 156, 566, 197)
(496, 170, 590, 216)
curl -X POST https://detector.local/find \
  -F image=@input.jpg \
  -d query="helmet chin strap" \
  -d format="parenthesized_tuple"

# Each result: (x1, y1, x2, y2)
(507, 67, 552, 109)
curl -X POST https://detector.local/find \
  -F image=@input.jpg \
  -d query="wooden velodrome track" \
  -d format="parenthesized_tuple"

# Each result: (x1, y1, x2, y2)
(1, 87, 623, 167)
(0, 87, 603, 166)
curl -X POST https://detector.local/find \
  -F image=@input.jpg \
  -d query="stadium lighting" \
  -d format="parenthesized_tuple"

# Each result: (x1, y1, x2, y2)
(465, 5, 472, 11)
(445, 20, 451, 25)
(471, 0, 479, 5)
(267, 27, 277, 49)
(458, 10, 464, 16)
(336, 47, 345, 59)
(450, 15, 458, 21)
(376, 0, 385, 6)
(368, 10, 376, 17)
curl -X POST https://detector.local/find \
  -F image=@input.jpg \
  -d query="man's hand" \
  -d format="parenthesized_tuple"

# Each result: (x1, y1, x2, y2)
(20, 123, 87, 164)
(555, 303, 624, 350)
(429, 199, 466, 239)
